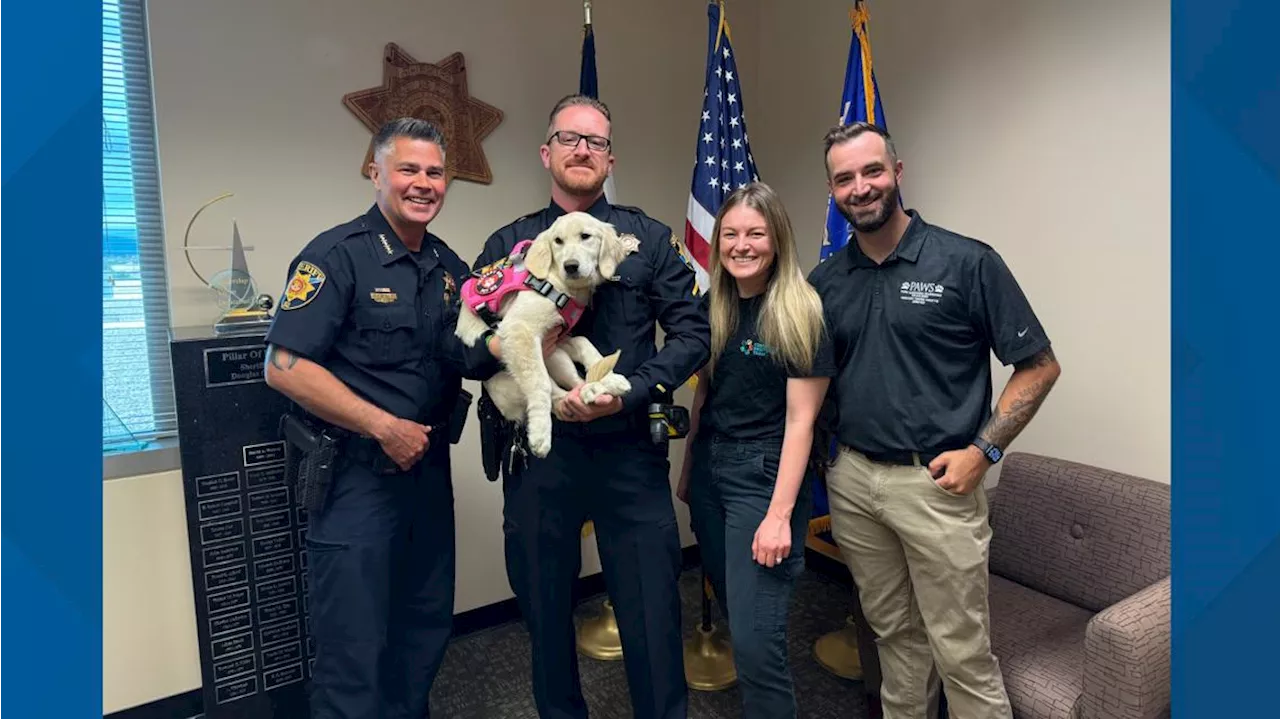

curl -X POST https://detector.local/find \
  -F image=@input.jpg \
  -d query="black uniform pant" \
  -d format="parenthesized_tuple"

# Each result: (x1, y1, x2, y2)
(307, 449, 455, 719)
(503, 429, 688, 719)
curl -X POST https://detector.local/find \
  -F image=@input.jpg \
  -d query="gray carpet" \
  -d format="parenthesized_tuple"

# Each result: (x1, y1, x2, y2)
(429, 567, 872, 718)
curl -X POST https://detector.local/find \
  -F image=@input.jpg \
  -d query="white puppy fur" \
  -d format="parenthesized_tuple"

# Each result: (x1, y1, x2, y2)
(456, 212, 640, 458)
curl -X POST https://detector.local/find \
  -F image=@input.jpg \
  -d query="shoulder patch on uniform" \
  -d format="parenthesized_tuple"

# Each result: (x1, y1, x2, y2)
(281, 260, 326, 310)
(670, 234, 697, 273)
(669, 235, 704, 297)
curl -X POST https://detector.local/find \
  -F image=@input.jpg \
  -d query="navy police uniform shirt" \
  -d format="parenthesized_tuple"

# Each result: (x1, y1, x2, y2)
(808, 210, 1051, 457)
(265, 204, 472, 426)
(464, 195, 710, 432)
(701, 293, 837, 441)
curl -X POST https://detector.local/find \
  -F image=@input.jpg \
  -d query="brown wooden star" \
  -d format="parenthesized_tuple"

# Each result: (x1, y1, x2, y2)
(343, 43, 504, 184)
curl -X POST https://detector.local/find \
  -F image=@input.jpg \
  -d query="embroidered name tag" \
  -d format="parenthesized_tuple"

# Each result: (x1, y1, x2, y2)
(370, 287, 398, 304)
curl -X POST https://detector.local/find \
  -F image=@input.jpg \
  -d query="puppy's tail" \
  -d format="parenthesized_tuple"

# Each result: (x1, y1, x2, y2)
(585, 350, 621, 383)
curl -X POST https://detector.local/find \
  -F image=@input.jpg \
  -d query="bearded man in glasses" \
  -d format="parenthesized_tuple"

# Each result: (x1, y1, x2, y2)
(458, 94, 709, 719)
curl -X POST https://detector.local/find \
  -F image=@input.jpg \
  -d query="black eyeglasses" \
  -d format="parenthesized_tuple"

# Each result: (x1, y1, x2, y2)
(548, 130, 611, 153)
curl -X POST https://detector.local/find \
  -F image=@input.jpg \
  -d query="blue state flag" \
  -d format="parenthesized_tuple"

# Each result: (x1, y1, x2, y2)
(820, 0, 889, 262)
(578, 11, 616, 201)
(812, 0, 890, 550)
(580, 17, 598, 98)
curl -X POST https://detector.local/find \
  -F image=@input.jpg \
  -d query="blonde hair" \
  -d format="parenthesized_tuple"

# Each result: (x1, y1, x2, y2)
(707, 182, 826, 378)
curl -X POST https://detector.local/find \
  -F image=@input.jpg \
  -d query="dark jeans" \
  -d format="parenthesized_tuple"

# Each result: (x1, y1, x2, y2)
(688, 433, 813, 719)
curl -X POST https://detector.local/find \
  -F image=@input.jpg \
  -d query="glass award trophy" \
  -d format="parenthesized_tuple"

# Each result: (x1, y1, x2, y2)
(209, 223, 273, 334)
(183, 193, 275, 335)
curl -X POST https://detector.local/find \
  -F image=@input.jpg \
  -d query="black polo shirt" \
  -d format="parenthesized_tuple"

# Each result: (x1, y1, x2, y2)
(808, 210, 1051, 457)
(265, 204, 472, 425)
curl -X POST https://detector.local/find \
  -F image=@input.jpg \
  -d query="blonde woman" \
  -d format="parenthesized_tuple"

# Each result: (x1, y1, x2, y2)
(677, 182, 834, 718)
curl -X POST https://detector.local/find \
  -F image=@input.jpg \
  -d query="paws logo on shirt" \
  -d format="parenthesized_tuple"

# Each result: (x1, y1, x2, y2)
(281, 261, 326, 310)
(899, 280, 945, 306)
(739, 338, 772, 358)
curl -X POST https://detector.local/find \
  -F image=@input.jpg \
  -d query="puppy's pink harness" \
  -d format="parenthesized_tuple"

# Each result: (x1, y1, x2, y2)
(460, 239, 586, 330)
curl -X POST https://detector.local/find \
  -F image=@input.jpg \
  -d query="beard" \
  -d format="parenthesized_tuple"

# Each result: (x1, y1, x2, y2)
(838, 181, 900, 233)
(552, 160, 607, 196)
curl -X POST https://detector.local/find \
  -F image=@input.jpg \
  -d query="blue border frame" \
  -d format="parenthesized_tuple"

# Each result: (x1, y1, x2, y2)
(0, 1, 1274, 715)
(1, 0, 104, 714)
(1173, 0, 1280, 715)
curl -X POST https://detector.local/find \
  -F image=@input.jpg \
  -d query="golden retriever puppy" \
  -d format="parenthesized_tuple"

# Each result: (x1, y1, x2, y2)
(456, 212, 639, 457)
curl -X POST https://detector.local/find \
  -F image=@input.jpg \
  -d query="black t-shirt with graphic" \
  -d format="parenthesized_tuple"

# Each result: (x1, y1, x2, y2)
(701, 294, 837, 440)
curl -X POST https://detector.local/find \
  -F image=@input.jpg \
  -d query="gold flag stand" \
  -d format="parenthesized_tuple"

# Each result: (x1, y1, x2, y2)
(576, 520, 624, 660)
(814, 615, 864, 680)
(683, 571, 736, 691)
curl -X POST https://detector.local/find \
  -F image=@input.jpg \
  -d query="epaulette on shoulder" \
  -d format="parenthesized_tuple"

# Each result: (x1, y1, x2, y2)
(331, 216, 368, 242)
(512, 209, 544, 227)
(490, 210, 543, 239)
(303, 217, 366, 257)
(611, 203, 648, 217)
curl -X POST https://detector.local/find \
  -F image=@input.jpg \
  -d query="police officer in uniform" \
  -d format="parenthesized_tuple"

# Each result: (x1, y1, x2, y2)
(264, 118, 479, 719)
(463, 94, 710, 719)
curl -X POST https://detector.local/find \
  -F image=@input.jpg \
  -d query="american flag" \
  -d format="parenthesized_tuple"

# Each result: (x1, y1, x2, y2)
(683, 1, 759, 293)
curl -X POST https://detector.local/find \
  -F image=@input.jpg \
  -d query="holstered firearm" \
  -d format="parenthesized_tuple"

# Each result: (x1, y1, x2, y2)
(280, 413, 340, 514)
(477, 392, 525, 482)
(442, 388, 472, 446)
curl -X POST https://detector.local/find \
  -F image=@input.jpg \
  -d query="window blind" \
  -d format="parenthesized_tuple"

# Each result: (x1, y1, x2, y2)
(103, 0, 176, 451)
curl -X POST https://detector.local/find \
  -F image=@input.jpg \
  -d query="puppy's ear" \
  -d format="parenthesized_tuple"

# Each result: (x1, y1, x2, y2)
(598, 227, 637, 280)
(525, 231, 554, 278)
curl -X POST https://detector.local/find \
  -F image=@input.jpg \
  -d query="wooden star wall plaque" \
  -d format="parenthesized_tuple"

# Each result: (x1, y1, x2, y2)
(343, 43, 504, 185)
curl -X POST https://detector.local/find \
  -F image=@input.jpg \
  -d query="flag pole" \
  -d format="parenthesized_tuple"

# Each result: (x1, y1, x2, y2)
(584, 0, 592, 27)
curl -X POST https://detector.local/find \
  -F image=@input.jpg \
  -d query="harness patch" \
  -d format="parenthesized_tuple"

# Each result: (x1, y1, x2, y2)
(473, 265, 506, 296)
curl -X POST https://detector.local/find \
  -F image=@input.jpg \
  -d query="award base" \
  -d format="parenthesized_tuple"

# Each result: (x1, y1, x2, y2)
(214, 308, 274, 335)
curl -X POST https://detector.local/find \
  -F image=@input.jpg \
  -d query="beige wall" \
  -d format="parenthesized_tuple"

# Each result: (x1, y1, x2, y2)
(104, 0, 1168, 712)
(104, 470, 203, 713)
(755, 0, 1170, 484)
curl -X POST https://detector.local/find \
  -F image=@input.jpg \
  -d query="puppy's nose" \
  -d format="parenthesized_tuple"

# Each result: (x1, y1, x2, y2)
(564, 260, 580, 276)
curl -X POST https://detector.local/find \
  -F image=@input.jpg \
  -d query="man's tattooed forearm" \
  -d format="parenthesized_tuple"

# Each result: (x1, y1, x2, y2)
(1015, 347, 1057, 371)
(980, 348, 1059, 449)
(980, 383, 1050, 448)
(269, 346, 299, 371)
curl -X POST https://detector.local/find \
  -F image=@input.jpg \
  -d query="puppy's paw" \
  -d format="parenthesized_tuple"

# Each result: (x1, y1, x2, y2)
(578, 381, 605, 406)
(527, 419, 552, 458)
(598, 373, 632, 398)
(579, 374, 629, 405)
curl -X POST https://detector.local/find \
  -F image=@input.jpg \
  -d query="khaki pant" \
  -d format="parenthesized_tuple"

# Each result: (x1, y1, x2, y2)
(826, 446, 1012, 719)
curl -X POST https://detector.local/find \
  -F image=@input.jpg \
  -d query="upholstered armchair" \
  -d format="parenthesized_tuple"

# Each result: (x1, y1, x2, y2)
(986, 453, 1171, 719)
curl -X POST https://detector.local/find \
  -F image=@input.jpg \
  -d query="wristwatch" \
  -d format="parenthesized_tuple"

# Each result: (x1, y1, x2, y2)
(971, 437, 1003, 464)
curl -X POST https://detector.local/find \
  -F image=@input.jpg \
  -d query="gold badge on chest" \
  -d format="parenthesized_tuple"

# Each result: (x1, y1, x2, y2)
(370, 287, 398, 303)
(442, 272, 457, 304)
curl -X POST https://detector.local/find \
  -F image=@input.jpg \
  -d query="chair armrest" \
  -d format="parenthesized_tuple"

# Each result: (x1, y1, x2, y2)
(1081, 576, 1171, 719)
